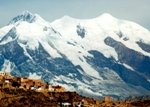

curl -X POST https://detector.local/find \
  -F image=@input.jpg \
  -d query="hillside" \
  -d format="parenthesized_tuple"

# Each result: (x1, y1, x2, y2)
(0, 88, 150, 107)
(0, 72, 149, 107)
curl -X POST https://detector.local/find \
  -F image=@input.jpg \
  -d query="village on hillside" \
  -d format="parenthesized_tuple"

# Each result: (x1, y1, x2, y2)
(0, 72, 66, 92)
(0, 71, 150, 107)
(0, 71, 116, 107)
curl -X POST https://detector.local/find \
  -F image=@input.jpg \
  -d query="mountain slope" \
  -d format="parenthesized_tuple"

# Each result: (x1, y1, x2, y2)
(0, 11, 150, 98)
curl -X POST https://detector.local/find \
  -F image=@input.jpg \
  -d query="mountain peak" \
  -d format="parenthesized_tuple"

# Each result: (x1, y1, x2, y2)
(8, 11, 45, 25)
(22, 10, 33, 16)
(96, 13, 116, 21)
(100, 13, 114, 17)
(60, 15, 76, 21)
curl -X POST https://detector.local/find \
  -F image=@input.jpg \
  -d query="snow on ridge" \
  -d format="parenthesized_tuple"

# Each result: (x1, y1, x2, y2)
(122, 63, 134, 71)
(51, 12, 150, 57)
(53, 13, 117, 22)
(1, 11, 150, 59)
(8, 10, 50, 27)
(0, 25, 14, 38)
(9, 10, 35, 25)
(1, 60, 13, 73)
(15, 21, 62, 58)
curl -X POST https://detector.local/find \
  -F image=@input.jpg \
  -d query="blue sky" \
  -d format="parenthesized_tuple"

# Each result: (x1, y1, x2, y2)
(0, 0, 150, 29)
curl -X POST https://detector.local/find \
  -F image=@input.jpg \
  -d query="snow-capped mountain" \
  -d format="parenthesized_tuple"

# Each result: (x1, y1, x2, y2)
(0, 11, 150, 98)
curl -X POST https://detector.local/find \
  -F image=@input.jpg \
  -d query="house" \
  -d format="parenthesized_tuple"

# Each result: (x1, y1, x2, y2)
(4, 79, 11, 83)
(21, 77, 28, 83)
(48, 85, 55, 91)
(0, 72, 6, 77)
(0, 81, 3, 88)
(4, 78, 13, 88)
(34, 85, 45, 92)
(0, 72, 6, 81)
(62, 102, 71, 107)
(5, 73, 12, 79)
(51, 85, 66, 92)
(104, 96, 112, 103)
(73, 99, 86, 107)
(20, 79, 34, 90)
(81, 99, 88, 106)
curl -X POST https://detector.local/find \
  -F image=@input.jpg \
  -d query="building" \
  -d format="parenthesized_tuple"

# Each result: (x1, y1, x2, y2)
(48, 85, 55, 91)
(0, 72, 6, 77)
(62, 102, 71, 107)
(104, 96, 112, 103)
(51, 85, 66, 92)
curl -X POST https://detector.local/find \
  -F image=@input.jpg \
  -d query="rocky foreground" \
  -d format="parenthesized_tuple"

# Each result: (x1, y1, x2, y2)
(0, 88, 150, 107)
